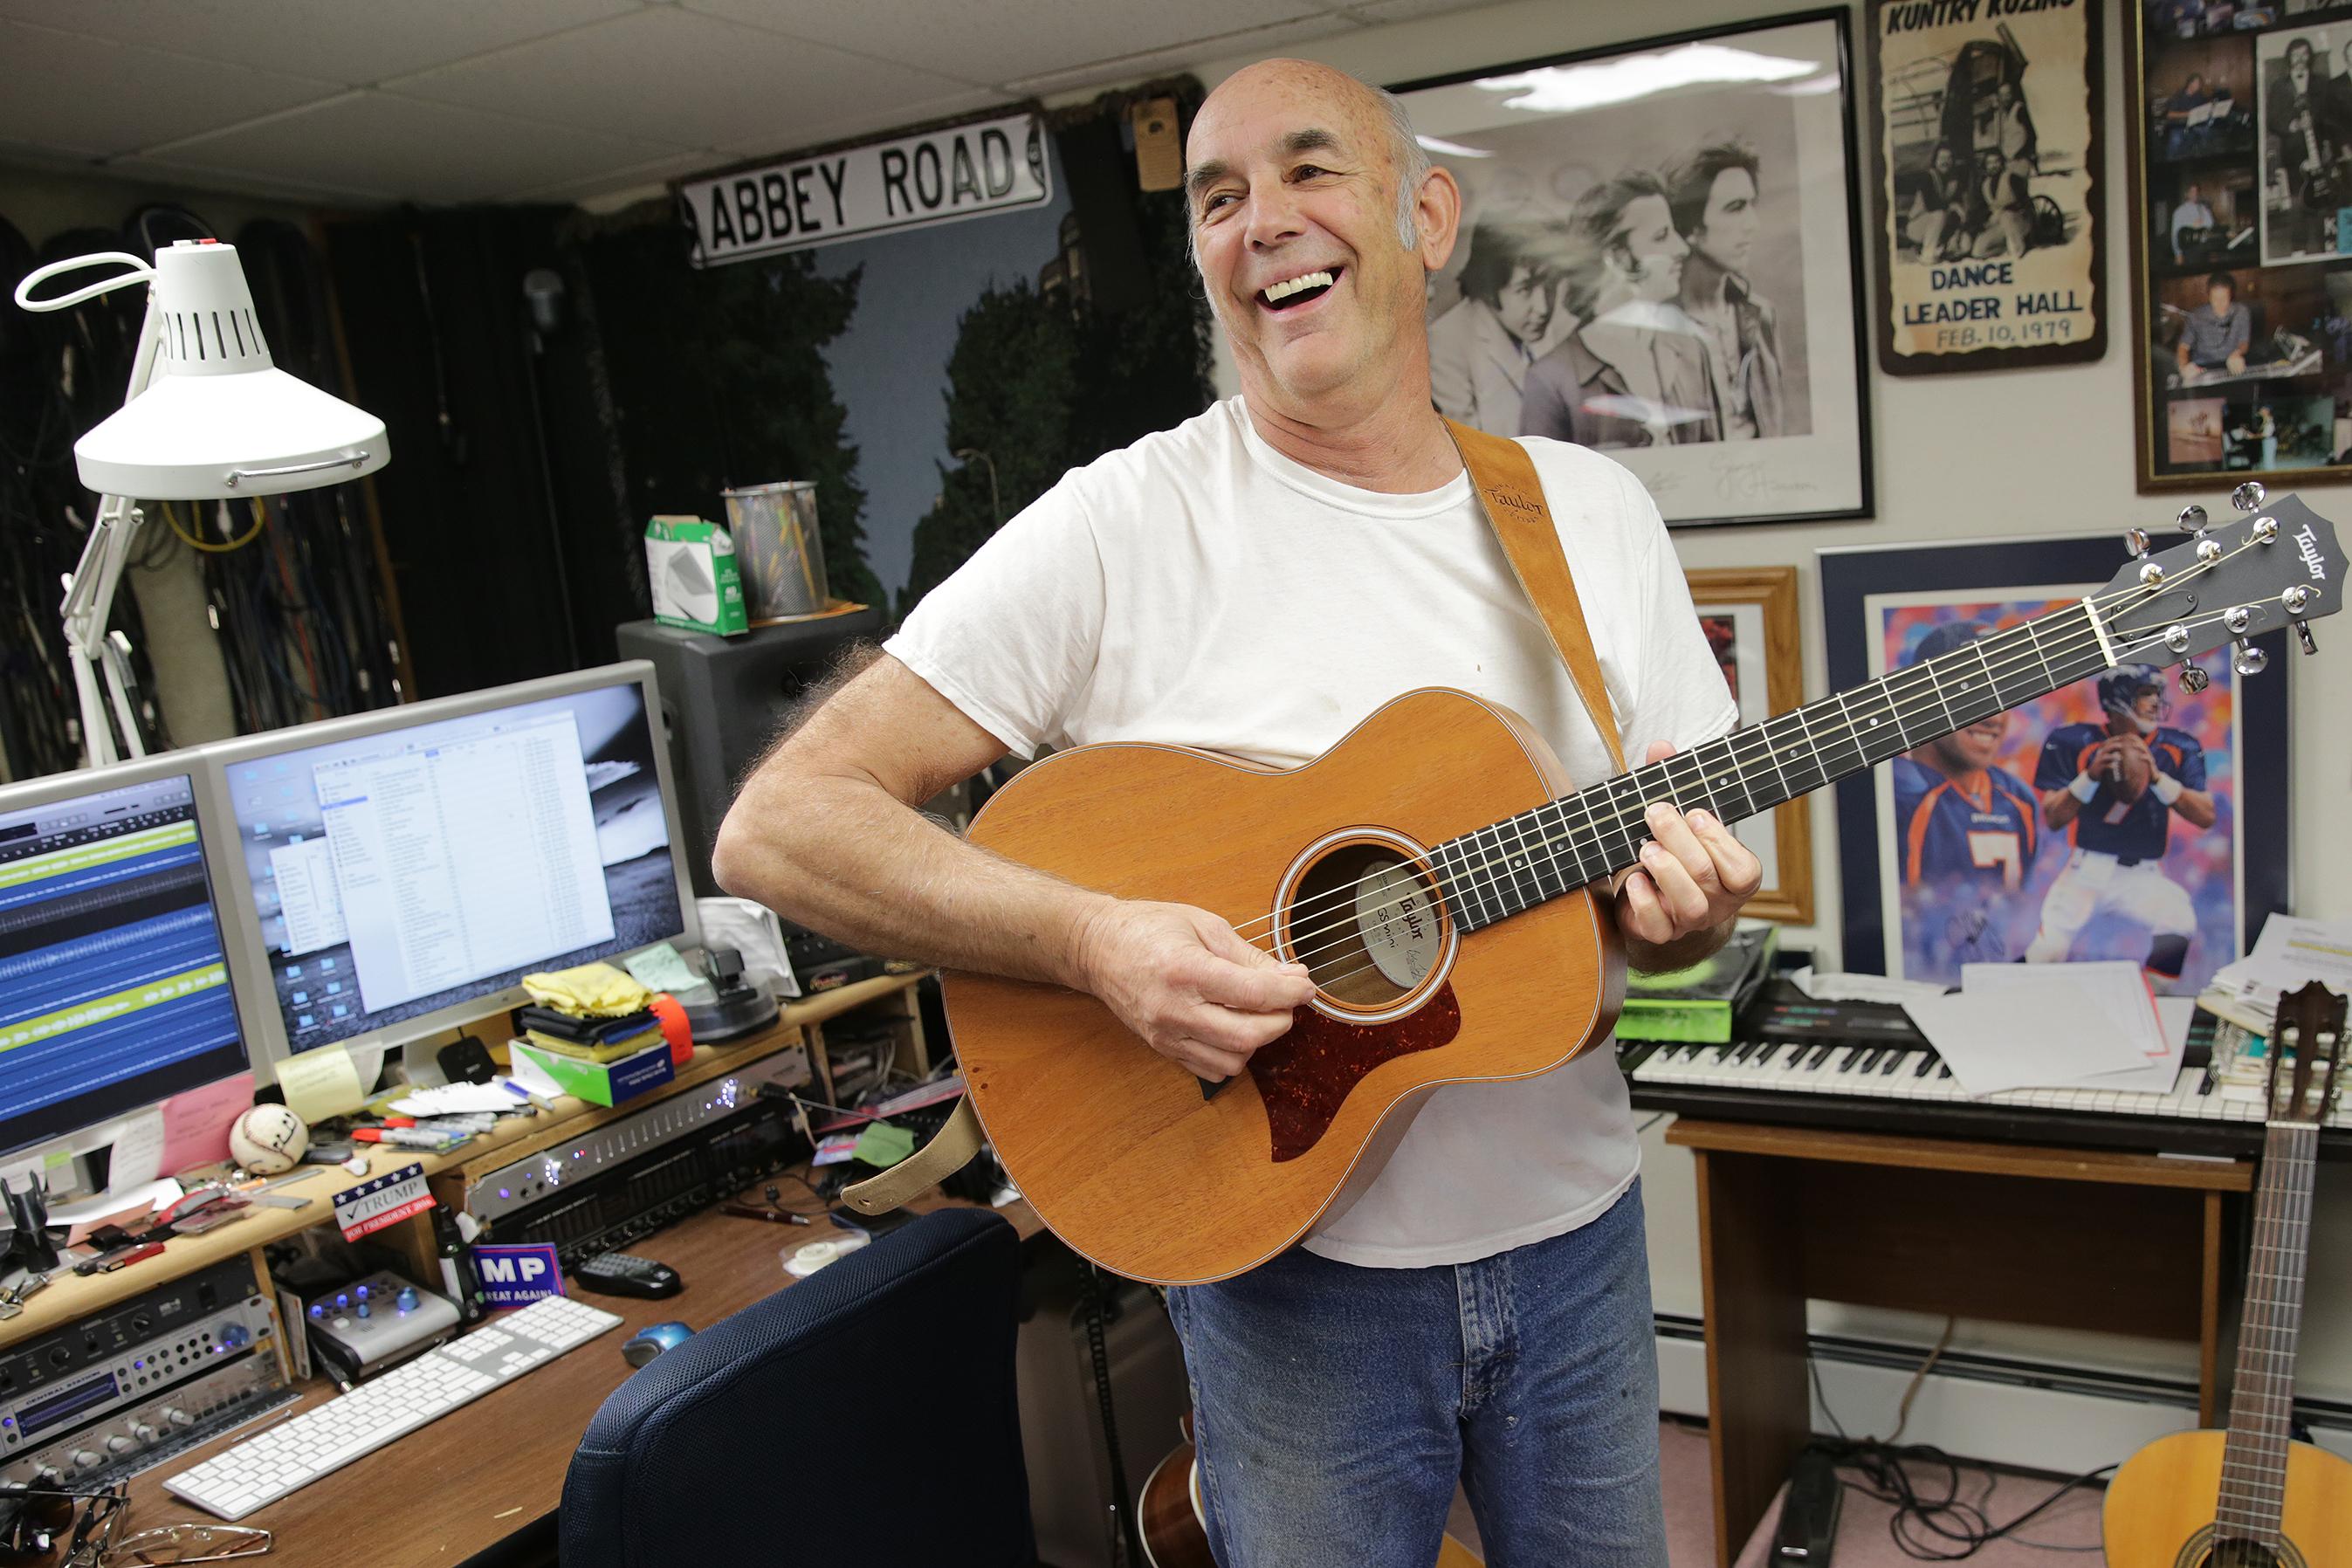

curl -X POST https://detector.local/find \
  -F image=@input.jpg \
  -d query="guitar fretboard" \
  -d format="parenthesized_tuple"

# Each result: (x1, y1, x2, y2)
(1427, 601, 2113, 930)
(2216, 1121, 2315, 1546)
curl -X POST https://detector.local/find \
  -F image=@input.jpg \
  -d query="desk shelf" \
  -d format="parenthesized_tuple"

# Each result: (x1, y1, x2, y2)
(0, 972, 927, 1350)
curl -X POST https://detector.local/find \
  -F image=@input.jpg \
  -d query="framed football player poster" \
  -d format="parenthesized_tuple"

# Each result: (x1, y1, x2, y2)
(1393, 9, 1872, 528)
(1687, 566, 1814, 922)
(1866, 0, 2106, 374)
(1821, 533, 2288, 993)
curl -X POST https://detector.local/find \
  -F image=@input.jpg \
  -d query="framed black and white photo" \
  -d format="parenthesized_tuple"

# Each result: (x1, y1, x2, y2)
(1822, 533, 2288, 991)
(2130, 4, 2352, 490)
(1867, 0, 2106, 374)
(1393, 9, 1872, 528)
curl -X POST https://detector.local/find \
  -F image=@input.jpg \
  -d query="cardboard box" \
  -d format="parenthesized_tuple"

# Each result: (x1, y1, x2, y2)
(511, 1037, 677, 1107)
(645, 515, 748, 636)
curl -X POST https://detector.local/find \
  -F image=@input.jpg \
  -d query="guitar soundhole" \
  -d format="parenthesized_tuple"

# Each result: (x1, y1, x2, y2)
(1280, 844, 1448, 1011)
(2186, 1530, 2300, 1568)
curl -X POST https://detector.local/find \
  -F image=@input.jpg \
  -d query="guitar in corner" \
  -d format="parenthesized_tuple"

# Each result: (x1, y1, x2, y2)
(946, 492, 2345, 1285)
(2104, 980, 2352, 1567)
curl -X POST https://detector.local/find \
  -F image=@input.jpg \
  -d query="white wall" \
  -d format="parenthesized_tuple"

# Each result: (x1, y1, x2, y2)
(1182, 0, 2352, 1413)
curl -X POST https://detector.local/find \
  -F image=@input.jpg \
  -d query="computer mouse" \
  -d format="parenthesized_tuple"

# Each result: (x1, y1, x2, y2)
(622, 1322, 693, 1368)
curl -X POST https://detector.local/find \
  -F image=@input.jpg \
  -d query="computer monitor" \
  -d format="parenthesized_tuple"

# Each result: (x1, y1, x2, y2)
(0, 759, 257, 1165)
(209, 662, 699, 1078)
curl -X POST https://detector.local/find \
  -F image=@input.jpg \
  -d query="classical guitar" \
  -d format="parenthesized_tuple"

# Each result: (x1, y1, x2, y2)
(948, 493, 2346, 1284)
(1140, 1413, 1481, 1568)
(2104, 980, 2352, 1567)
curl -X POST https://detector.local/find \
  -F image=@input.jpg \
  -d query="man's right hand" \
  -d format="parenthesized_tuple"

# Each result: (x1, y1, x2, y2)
(1073, 900, 1317, 1082)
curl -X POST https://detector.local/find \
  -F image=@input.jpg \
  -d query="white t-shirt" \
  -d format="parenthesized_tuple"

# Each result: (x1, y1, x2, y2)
(887, 396, 1737, 1268)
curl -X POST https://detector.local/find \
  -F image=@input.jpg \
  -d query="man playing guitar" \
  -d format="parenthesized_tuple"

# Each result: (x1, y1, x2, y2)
(715, 61, 1757, 1566)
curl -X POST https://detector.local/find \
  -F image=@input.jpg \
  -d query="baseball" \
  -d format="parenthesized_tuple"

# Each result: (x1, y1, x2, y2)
(229, 1104, 310, 1174)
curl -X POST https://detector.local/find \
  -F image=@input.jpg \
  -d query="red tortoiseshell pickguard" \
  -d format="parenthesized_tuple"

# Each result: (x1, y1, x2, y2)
(1246, 986, 1462, 1162)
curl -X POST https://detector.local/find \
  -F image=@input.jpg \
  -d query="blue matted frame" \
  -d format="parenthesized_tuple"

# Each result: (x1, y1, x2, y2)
(1822, 532, 2289, 979)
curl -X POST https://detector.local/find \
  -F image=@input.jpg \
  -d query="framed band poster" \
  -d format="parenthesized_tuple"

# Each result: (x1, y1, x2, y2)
(1821, 533, 2288, 993)
(2131, 3, 2352, 490)
(1867, 0, 2107, 374)
(1686, 567, 1815, 922)
(1393, 10, 1873, 528)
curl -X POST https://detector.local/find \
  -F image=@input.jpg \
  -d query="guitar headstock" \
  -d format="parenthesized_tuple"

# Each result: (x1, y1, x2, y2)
(2264, 980, 2350, 1126)
(2094, 485, 2344, 686)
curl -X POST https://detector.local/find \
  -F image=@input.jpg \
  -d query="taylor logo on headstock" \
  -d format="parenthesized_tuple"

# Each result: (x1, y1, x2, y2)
(2299, 523, 2329, 581)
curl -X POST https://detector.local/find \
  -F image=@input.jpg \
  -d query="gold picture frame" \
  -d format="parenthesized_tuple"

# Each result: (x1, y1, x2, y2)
(1686, 566, 1813, 924)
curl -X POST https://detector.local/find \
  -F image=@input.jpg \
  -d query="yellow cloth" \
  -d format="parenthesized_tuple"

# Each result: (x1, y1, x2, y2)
(519, 961, 654, 1018)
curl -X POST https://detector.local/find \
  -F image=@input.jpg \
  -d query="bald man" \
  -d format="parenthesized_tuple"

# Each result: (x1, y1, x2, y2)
(715, 61, 1752, 1565)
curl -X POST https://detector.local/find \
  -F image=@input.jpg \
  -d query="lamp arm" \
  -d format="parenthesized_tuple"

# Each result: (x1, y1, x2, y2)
(57, 289, 166, 767)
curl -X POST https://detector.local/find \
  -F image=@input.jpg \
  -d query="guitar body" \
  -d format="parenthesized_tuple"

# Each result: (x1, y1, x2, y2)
(949, 687, 1622, 1284)
(2103, 1429, 2352, 1565)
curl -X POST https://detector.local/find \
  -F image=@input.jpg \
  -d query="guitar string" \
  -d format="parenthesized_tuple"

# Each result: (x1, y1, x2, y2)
(1278, 609, 2203, 979)
(2218, 1121, 2314, 1531)
(1241, 533, 2267, 951)
(1276, 594, 2274, 991)
(1223, 538, 2262, 953)
(1266, 583, 2262, 978)
(1255, 527, 2285, 973)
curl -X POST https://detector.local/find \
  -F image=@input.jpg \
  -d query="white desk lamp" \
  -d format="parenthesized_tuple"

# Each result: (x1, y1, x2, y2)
(12, 238, 389, 767)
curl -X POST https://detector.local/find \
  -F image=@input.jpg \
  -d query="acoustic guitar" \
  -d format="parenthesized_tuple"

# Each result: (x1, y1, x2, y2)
(2104, 980, 2352, 1567)
(947, 495, 2346, 1284)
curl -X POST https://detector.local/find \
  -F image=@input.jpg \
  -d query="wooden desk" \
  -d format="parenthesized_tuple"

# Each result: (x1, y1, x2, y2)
(1666, 1118, 2253, 1568)
(115, 1179, 1042, 1566)
(0, 971, 918, 1348)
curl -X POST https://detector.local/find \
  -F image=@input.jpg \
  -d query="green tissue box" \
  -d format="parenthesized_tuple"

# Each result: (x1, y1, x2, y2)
(645, 515, 748, 636)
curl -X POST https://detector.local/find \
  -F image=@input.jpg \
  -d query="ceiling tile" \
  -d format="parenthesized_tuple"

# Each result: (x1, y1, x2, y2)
(683, 0, 1328, 87)
(139, 92, 688, 205)
(709, 88, 1015, 157)
(0, 20, 342, 157)
(1336, 0, 1499, 23)
(384, 7, 980, 155)
(95, 151, 396, 208)
(0, 0, 641, 86)
(1000, 13, 1361, 99)
(512, 149, 728, 205)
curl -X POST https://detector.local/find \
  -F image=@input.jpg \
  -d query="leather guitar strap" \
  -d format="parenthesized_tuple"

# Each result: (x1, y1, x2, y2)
(849, 419, 1628, 1216)
(1442, 417, 1626, 772)
(841, 1094, 980, 1214)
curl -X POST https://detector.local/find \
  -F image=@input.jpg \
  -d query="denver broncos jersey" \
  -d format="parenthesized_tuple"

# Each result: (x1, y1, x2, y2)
(2033, 723, 2206, 860)
(1893, 755, 2040, 889)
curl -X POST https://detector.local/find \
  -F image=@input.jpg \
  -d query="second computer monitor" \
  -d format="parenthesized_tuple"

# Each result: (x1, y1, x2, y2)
(211, 663, 698, 1071)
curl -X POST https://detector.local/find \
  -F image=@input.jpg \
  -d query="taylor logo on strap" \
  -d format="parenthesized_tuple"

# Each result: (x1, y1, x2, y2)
(1481, 484, 1542, 518)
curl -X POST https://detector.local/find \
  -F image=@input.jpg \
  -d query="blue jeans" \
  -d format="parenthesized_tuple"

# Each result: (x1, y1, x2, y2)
(1164, 1179, 1667, 1568)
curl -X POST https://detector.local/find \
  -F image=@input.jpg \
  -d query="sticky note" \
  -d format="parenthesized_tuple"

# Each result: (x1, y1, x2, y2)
(852, 1122, 916, 1168)
(622, 942, 699, 995)
(278, 1043, 368, 1123)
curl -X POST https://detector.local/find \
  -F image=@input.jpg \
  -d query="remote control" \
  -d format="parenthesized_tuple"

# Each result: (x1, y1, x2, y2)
(571, 1252, 683, 1299)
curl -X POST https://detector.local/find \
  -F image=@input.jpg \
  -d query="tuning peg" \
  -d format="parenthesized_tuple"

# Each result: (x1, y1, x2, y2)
(2177, 504, 2208, 533)
(2124, 527, 2152, 558)
(2231, 481, 2266, 512)
(2295, 621, 2318, 656)
(2232, 639, 2268, 676)
(2179, 664, 2211, 694)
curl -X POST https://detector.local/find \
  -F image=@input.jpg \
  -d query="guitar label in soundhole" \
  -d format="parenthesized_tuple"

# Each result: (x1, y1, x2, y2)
(2183, 1526, 2301, 1566)
(1355, 861, 1441, 988)
(1247, 985, 1462, 1162)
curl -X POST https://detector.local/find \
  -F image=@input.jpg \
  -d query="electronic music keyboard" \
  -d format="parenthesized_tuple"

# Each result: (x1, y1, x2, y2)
(1617, 985, 2352, 1159)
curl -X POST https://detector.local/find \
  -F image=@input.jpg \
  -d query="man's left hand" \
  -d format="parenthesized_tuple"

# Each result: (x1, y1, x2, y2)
(1610, 741, 1763, 955)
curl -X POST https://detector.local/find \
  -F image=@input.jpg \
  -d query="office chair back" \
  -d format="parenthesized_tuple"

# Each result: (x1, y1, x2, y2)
(560, 1207, 1032, 1566)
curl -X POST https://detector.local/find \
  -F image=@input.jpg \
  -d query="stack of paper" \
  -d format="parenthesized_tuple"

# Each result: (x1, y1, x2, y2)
(2201, 916, 2352, 1033)
(1905, 961, 2183, 1098)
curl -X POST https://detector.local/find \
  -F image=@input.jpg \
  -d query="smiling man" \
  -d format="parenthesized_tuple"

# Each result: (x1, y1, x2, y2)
(713, 60, 1755, 1566)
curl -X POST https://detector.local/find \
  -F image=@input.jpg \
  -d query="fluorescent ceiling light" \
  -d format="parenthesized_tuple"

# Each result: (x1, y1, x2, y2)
(1476, 44, 1818, 114)
(1416, 135, 1496, 158)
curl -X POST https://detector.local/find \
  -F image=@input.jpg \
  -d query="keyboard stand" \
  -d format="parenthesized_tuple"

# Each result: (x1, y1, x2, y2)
(1668, 1118, 2254, 1568)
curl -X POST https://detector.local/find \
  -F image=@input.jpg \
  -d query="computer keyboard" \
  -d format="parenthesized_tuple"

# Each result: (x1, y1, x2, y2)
(163, 1294, 623, 1521)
